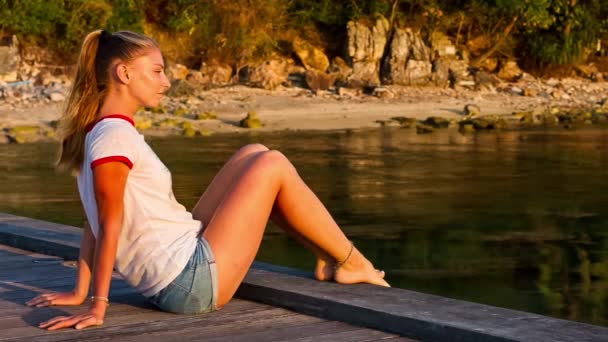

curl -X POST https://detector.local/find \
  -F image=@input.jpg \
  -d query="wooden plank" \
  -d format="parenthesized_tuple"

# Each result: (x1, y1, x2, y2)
(6, 214, 607, 341)
(4, 301, 284, 341)
(290, 328, 413, 342)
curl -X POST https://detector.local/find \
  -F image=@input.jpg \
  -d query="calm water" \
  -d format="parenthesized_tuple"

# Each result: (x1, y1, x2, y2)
(1, 127, 607, 326)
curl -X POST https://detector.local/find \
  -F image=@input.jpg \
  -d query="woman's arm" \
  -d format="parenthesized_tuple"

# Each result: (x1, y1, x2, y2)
(38, 162, 130, 331)
(26, 219, 96, 307)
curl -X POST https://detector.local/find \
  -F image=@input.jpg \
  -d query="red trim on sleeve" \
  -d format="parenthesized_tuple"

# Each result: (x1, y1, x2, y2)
(91, 156, 134, 170)
(85, 114, 136, 133)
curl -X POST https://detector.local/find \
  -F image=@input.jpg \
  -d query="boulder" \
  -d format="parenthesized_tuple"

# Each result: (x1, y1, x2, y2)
(390, 116, 417, 128)
(347, 15, 390, 86)
(416, 124, 434, 134)
(372, 87, 394, 99)
(423, 116, 450, 128)
(199, 62, 233, 87)
(292, 37, 329, 72)
(239, 110, 262, 128)
(305, 70, 336, 92)
(195, 112, 218, 120)
(464, 104, 481, 117)
(328, 57, 352, 85)
(0, 35, 20, 81)
(497, 60, 523, 82)
(248, 58, 290, 90)
(478, 58, 499, 73)
(167, 79, 197, 97)
(167, 63, 189, 81)
(574, 64, 598, 79)
(6, 125, 41, 144)
(385, 27, 431, 85)
(431, 32, 456, 57)
(431, 56, 450, 87)
(473, 70, 499, 91)
(49, 92, 65, 102)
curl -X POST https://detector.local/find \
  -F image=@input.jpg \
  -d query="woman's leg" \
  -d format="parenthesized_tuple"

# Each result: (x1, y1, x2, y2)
(192, 144, 337, 281)
(201, 150, 389, 308)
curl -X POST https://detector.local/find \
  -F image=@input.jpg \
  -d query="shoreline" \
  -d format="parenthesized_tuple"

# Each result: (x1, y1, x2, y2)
(1, 82, 607, 143)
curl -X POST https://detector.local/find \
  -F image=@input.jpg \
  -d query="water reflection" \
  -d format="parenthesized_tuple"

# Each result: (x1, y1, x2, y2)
(1, 127, 607, 326)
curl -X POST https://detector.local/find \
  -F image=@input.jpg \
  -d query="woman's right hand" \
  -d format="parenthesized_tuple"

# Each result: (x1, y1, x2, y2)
(26, 291, 86, 307)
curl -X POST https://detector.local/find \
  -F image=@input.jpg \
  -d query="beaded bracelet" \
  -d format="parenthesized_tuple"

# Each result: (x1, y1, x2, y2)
(90, 296, 110, 306)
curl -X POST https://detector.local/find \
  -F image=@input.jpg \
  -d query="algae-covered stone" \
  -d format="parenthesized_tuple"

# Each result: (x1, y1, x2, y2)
(135, 118, 153, 130)
(154, 118, 179, 128)
(182, 127, 197, 137)
(390, 116, 417, 128)
(514, 111, 534, 124)
(195, 112, 218, 120)
(150, 106, 167, 114)
(464, 104, 480, 117)
(422, 116, 450, 128)
(239, 111, 263, 129)
(199, 129, 213, 137)
(180, 121, 194, 130)
(173, 107, 189, 117)
(416, 124, 434, 134)
(459, 123, 475, 134)
(9, 125, 39, 134)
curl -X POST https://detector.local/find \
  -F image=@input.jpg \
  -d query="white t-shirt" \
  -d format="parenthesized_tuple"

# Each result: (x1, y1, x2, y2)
(77, 115, 201, 297)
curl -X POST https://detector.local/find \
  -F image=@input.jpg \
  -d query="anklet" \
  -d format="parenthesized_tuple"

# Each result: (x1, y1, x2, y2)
(335, 240, 354, 270)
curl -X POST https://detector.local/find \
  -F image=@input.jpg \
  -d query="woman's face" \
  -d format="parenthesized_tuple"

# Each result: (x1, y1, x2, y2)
(125, 48, 171, 108)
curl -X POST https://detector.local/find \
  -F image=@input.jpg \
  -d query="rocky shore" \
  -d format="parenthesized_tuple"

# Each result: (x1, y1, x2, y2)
(0, 15, 607, 144)
(0, 74, 607, 144)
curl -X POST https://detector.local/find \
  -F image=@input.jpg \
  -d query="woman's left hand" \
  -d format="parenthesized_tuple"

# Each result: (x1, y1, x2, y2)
(38, 305, 105, 330)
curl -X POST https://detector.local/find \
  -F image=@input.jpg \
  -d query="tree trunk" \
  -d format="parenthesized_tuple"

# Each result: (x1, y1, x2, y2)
(472, 15, 519, 66)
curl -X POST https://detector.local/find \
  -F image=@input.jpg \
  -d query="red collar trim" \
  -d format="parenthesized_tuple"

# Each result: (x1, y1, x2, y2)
(85, 114, 135, 133)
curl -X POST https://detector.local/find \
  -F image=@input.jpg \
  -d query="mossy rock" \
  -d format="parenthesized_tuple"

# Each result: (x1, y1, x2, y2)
(167, 79, 197, 97)
(513, 111, 534, 124)
(135, 119, 153, 130)
(180, 121, 194, 130)
(239, 111, 263, 129)
(182, 127, 197, 137)
(460, 116, 501, 130)
(154, 118, 179, 128)
(149, 106, 167, 114)
(390, 116, 417, 128)
(195, 112, 218, 120)
(173, 107, 189, 117)
(422, 116, 450, 128)
(199, 129, 213, 137)
(9, 125, 40, 134)
(416, 124, 434, 134)
(459, 123, 475, 134)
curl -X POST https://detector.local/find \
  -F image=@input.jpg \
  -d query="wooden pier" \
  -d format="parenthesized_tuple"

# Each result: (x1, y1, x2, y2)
(1, 212, 607, 342)
(0, 243, 409, 341)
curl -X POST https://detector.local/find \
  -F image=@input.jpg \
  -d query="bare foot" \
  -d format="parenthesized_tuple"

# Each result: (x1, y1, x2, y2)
(314, 257, 335, 281)
(334, 248, 390, 287)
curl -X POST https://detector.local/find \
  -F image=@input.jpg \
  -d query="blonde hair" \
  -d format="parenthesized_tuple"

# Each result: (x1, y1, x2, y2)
(56, 30, 159, 174)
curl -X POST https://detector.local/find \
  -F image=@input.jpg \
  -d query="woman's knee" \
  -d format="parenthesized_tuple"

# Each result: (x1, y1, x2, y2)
(251, 150, 296, 177)
(239, 143, 269, 156)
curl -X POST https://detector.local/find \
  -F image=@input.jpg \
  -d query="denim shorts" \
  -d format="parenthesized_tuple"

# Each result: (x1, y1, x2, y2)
(149, 238, 218, 314)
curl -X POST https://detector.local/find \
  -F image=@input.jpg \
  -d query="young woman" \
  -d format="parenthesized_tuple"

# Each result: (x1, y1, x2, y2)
(26, 30, 389, 331)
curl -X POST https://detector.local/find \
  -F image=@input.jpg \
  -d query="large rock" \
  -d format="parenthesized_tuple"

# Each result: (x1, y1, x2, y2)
(199, 62, 233, 87)
(431, 32, 456, 57)
(305, 70, 336, 92)
(328, 57, 352, 85)
(386, 27, 432, 85)
(0, 35, 20, 82)
(293, 37, 329, 72)
(347, 15, 390, 86)
(248, 58, 290, 90)
(167, 63, 189, 81)
(497, 60, 523, 82)
(431, 57, 450, 87)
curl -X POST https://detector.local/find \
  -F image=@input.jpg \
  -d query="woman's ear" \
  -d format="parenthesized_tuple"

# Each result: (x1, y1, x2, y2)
(115, 63, 131, 84)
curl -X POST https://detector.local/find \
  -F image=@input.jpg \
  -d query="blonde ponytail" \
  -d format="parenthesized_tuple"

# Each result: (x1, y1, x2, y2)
(56, 30, 158, 174)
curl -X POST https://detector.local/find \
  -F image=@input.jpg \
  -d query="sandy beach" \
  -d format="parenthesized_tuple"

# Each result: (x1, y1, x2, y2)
(2, 82, 597, 141)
